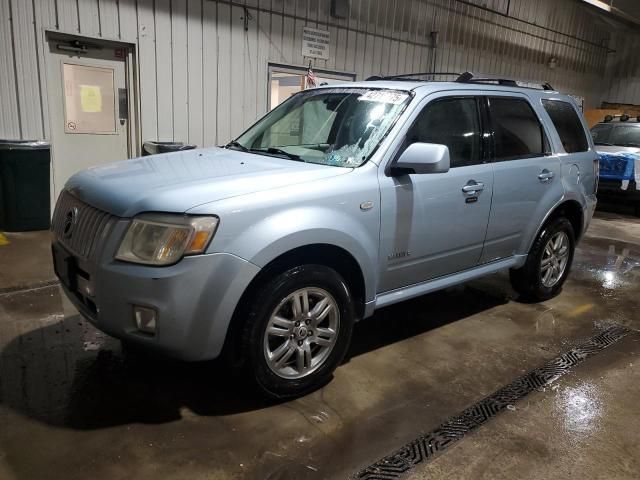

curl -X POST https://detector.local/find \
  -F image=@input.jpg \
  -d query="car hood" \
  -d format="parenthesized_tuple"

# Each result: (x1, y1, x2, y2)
(65, 147, 351, 217)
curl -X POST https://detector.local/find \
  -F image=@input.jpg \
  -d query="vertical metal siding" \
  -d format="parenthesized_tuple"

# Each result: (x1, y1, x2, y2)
(118, 0, 138, 41)
(171, 0, 189, 142)
(202, 0, 218, 146)
(57, 0, 79, 33)
(98, 0, 120, 38)
(154, 0, 173, 140)
(215, 2, 231, 143)
(0, 0, 20, 140)
(2, 0, 638, 144)
(603, 30, 640, 105)
(136, 0, 157, 141)
(77, 0, 100, 36)
(186, 0, 204, 146)
(10, 0, 44, 139)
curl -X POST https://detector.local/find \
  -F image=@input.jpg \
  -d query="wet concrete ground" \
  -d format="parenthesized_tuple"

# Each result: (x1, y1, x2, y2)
(0, 231, 55, 293)
(0, 209, 639, 480)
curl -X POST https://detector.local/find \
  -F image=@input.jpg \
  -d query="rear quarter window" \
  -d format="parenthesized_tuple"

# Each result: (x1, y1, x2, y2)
(542, 99, 589, 153)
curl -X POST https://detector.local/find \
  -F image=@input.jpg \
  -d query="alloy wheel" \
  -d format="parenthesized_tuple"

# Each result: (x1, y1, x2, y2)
(263, 287, 340, 379)
(540, 231, 570, 288)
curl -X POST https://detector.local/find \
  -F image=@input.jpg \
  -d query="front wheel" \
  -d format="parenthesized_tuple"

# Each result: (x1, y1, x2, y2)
(240, 265, 355, 399)
(510, 217, 575, 301)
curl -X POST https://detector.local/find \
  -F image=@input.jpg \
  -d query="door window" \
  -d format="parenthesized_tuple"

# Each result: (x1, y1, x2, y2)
(63, 63, 117, 134)
(541, 100, 589, 153)
(407, 97, 482, 168)
(488, 97, 545, 161)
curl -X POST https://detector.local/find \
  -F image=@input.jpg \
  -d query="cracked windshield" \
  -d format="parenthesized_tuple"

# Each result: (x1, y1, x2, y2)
(231, 88, 411, 167)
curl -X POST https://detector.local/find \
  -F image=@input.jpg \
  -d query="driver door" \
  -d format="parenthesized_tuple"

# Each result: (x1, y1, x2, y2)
(378, 94, 494, 292)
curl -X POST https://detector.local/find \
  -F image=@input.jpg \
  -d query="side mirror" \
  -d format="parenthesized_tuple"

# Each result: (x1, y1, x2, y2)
(392, 143, 451, 175)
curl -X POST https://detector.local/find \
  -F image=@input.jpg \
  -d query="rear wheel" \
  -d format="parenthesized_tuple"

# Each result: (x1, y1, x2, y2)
(240, 265, 355, 399)
(510, 217, 575, 301)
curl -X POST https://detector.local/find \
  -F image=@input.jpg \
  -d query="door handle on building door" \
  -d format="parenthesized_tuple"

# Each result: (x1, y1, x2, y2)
(118, 88, 128, 125)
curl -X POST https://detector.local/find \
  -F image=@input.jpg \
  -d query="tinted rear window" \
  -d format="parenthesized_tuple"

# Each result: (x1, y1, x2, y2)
(488, 97, 545, 161)
(542, 99, 589, 153)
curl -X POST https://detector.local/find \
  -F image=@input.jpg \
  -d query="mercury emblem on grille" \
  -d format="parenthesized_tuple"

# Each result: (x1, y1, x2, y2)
(63, 207, 79, 239)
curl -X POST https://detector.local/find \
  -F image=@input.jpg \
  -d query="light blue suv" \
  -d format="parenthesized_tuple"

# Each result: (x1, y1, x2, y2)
(52, 73, 598, 398)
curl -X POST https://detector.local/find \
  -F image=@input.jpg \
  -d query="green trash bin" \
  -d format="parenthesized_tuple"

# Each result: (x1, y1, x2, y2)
(0, 140, 51, 232)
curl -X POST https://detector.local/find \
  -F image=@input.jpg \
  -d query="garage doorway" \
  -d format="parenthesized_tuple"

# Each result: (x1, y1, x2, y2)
(45, 34, 137, 201)
(268, 64, 355, 110)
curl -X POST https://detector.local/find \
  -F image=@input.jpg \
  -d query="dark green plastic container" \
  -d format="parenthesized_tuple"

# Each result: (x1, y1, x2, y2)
(0, 140, 51, 231)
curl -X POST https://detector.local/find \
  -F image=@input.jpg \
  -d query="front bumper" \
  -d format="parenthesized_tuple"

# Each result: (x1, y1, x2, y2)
(54, 241, 260, 361)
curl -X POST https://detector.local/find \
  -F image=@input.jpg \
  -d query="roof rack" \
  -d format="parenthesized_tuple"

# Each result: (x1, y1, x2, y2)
(455, 71, 555, 91)
(604, 114, 640, 123)
(365, 71, 555, 91)
(365, 72, 461, 81)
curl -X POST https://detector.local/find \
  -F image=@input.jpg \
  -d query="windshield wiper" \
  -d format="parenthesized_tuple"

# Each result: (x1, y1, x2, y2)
(250, 147, 304, 161)
(594, 142, 614, 146)
(225, 140, 248, 152)
(621, 143, 640, 147)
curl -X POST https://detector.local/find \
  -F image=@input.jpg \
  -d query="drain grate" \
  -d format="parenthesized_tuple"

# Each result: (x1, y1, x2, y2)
(352, 325, 631, 480)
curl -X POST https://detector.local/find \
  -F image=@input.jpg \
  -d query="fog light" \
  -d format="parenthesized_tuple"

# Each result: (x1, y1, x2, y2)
(134, 306, 157, 334)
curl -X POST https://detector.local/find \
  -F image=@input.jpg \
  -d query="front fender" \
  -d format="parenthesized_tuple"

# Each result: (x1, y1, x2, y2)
(218, 206, 380, 302)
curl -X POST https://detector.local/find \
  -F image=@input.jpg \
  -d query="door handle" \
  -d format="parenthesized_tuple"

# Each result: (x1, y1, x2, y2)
(462, 181, 485, 194)
(118, 88, 128, 125)
(538, 170, 554, 182)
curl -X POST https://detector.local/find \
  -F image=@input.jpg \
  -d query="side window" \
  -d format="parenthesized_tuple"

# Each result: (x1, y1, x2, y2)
(590, 124, 613, 145)
(542, 99, 589, 153)
(408, 97, 482, 168)
(488, 97, 545, 161)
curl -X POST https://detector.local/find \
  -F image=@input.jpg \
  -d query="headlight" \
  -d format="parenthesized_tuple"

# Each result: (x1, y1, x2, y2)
(115, 214, 219, 266)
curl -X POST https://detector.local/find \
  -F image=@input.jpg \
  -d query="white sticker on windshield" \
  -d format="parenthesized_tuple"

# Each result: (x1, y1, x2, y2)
(358, 90, 409, 104)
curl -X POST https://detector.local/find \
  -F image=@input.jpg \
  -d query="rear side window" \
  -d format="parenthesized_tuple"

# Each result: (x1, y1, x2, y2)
(488, 97, 545, 161)
(609, 124, 640, 147)
(542, 99, 589, 153)
(408, 97, 482, 168)
(590, 123, 613, 144)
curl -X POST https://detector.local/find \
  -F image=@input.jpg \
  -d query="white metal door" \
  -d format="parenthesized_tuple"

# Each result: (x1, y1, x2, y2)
(46, 36, 130, 200)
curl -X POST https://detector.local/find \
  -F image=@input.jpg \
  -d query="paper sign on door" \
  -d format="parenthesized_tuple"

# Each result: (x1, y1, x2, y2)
(80, 85, 102, 113)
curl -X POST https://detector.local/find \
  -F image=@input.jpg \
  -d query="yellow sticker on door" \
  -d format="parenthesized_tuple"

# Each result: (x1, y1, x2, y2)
(80, 85, 102, 113)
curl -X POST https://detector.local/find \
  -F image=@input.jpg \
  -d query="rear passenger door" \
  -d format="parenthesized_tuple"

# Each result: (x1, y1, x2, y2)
(480, 94, 563, 263)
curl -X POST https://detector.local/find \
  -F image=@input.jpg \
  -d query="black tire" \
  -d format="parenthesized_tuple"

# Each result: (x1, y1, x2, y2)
(509, 217, 575, 301)
(240, 264, 355, 399)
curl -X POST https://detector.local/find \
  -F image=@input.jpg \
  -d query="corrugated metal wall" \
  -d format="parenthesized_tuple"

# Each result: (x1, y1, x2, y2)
(602, 29, 640, 106)
(0, 0, 623, 146)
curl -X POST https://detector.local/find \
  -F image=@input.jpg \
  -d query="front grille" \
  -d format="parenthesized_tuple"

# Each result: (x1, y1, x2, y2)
(52, 190, 117, 260)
